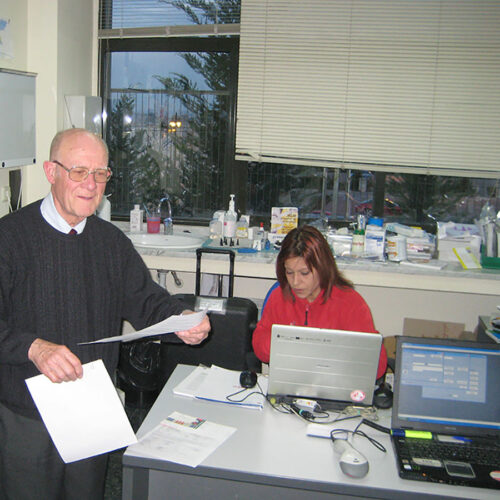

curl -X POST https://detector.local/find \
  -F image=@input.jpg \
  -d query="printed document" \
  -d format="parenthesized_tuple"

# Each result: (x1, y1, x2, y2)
(25, 359, 137, 463)
(80, 310, 207, 344)
(126, 411, 236, 467)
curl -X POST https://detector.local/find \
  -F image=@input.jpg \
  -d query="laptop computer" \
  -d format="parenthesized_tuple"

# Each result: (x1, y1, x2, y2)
(391, 336, 500, 490)
(267, 324, 382, 410)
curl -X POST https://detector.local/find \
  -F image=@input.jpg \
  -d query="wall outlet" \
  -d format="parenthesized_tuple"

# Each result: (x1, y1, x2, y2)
(1, 186, 10, 203)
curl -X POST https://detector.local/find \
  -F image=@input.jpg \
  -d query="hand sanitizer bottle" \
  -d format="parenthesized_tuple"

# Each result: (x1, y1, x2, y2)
(223, 194, 237, 238)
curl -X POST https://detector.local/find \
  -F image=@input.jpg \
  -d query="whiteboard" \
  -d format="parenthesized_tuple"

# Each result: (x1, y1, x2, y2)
(0, 69, 36, 168)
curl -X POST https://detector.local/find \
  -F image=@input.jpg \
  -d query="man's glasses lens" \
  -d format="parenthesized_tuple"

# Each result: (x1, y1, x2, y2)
(53, 161, 112, 183)
(69, 167, 110, 183)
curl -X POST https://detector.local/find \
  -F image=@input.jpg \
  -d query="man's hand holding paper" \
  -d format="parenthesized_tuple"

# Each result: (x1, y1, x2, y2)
(175, 311, 210, 345)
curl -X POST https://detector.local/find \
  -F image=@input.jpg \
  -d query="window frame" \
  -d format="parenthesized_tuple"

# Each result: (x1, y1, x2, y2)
(99, 36, 249, 223)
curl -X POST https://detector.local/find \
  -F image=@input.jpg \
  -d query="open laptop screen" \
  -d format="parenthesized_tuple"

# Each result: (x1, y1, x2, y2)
(392, 336, 500, 438)
(267, 325, 382, 409)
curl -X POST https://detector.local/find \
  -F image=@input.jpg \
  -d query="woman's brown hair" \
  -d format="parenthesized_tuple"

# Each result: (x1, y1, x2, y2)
(276, 225, 353, 303)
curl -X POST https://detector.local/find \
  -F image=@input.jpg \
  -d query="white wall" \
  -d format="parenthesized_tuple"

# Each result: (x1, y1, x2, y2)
(0, 0, 96, 215)
(0, 0, 28, 215)
(151, 269, 498, 336)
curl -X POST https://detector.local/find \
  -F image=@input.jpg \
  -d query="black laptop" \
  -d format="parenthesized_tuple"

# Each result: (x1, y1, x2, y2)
(391, 336, 500, 490)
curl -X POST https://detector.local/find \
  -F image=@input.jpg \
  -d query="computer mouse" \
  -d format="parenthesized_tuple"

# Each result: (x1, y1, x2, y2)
(239, 370, 258, 388)
(333, 439, 369, 478)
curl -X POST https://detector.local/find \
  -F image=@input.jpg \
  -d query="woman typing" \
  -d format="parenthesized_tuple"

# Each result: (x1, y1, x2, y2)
(252, 225, 387, 380)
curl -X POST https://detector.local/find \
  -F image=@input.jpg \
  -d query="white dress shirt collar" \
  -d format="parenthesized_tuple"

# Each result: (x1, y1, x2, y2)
(40, 192, 87, 234)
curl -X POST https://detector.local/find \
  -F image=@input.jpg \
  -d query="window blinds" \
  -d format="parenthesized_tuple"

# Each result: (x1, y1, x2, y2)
(98, 0, 240, 37)
(236, 0, 500, 178)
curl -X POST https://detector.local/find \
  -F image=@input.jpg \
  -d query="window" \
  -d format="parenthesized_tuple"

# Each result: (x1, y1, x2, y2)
(99, 0, 499, 229)
(101, 39, 240, 220)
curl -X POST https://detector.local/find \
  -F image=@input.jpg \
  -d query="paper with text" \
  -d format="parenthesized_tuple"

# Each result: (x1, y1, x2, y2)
(25, 359, 137, 463)
(80, 310, 207, 344)
(127, 411, 236, 467)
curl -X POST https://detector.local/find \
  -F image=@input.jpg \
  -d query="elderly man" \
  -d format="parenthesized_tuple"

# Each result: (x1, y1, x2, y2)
(0, 128, 210, 499)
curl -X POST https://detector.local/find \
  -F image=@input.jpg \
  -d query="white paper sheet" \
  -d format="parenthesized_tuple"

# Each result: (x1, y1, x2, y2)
(173, 365, 268, 410)
(127, 411, 236, 467)
(80, 310, 207, 344)
(172, 365, 211, 398)
(25, 359, 137, 463)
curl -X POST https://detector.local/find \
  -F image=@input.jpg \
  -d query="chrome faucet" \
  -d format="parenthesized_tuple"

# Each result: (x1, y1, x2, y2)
(159, 195, 173, 235)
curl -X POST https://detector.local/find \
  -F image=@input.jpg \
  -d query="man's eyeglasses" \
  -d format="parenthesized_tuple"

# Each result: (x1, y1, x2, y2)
(52, 160, 112, 183)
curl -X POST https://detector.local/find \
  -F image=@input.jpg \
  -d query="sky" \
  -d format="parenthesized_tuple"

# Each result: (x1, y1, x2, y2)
(111, 51, 209, 91)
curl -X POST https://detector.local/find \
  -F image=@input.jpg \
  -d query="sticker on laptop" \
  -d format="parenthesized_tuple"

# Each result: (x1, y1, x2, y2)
(350, 389, 366, 402)
(490, 471, 500, 482)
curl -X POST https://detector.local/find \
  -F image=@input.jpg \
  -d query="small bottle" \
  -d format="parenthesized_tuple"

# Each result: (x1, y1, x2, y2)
(351, 229, 365, 256)
(209, 218, 223, 239)
(257, 222, 267, 244)
(130, 204, 143, 233)
(236, 216, 249, 239)
(223, 194, 237, 238)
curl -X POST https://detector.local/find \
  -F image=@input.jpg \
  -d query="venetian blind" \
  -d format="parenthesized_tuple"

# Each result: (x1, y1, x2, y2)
(236, 0, 500, 178)
(98, 0, 240, 38)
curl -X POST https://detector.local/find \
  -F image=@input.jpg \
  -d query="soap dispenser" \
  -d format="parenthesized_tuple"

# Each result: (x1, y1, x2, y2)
(223, 194, 237, 238)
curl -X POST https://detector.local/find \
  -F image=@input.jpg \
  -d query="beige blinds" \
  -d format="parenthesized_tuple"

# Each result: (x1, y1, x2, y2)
(98, 0, 240, 37)
(236, 0, 500, 178)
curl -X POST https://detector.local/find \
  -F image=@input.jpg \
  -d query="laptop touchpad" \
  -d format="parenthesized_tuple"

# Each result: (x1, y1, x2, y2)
(444, 461, 476, 479)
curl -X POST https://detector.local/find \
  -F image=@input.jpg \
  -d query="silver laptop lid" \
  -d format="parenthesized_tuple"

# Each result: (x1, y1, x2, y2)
(268, 324, 382, 407)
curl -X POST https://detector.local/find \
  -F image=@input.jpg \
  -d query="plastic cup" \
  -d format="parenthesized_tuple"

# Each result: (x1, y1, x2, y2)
(147, 216, 161, 233)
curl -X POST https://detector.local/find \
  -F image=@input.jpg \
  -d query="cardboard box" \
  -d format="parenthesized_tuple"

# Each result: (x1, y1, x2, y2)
(403, 318, 465, 339)
(383, 336, 397, 360)
(383, 318, 476, 360)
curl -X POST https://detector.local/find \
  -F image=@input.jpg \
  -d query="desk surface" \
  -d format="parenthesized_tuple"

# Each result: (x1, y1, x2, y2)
(123, 365, 498, 500)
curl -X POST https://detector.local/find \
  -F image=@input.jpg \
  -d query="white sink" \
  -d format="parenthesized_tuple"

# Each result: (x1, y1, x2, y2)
(128, 232, 205, 250)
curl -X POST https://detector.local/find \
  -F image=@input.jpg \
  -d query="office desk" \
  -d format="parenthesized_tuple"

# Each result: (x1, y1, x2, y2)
(122, 365, 497, 500)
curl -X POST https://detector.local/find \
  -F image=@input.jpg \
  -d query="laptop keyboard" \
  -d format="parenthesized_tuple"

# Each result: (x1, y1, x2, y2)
(405, 438, 500, 466)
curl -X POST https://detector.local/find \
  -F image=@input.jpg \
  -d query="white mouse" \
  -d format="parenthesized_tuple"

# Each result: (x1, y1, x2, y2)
(333, 438, 369, 478)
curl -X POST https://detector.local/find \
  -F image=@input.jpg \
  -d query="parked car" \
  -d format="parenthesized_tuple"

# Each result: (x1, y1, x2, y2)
(354, 198, 402, 217)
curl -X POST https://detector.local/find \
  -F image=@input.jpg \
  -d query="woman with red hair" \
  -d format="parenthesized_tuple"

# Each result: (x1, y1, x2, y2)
(252, 225, 387, 380)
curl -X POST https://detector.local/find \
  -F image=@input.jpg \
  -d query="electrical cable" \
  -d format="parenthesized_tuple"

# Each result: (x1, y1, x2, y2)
(225, 381, 266, 404)
(330, 426, 387, 454)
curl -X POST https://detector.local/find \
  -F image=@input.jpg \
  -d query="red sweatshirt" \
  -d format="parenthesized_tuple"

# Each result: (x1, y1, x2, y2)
(252, 285, 388, 380)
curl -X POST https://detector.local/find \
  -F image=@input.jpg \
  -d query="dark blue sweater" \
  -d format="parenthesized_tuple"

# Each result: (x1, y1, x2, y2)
(0, 200, 185, 418)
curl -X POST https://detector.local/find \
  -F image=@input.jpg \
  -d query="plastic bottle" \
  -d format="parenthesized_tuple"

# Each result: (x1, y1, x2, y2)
(257, 222, 265, 240)
(223, 194, 237, 238)
(351, 229, 365, 256)
(130, 204, 143, 233)
(236, 215, 249, 239)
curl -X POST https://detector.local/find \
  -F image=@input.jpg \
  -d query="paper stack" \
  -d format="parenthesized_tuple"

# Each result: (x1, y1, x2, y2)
(173, 365, 268, 410)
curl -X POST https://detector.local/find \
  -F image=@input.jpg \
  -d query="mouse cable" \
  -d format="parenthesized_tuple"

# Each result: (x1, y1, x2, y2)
(359, 418, 391, 435)
(330, 427, 387, 453)
(225, 381, 266, 404)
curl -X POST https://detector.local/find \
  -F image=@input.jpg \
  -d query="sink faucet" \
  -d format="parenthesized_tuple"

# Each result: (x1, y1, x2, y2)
(159, 195, 173, 235)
